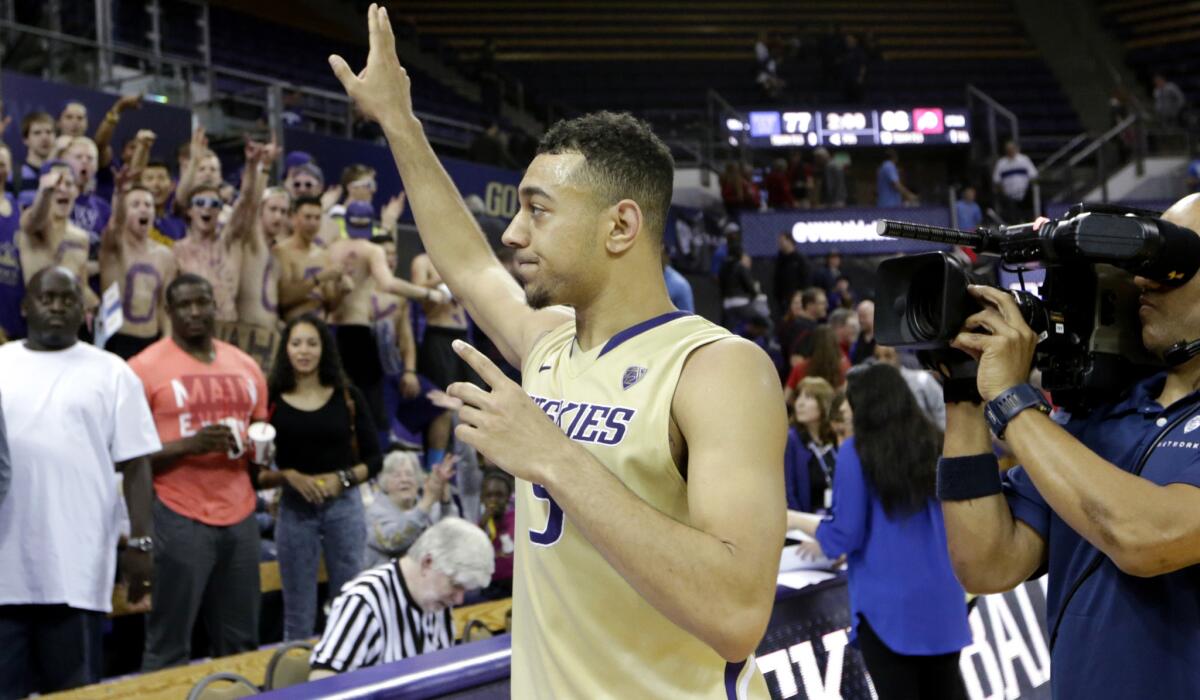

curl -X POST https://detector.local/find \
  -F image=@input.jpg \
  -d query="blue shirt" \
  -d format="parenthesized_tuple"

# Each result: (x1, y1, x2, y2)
(1003, 372, 1200, 698)
(663, 265, 694, 312)
(0, 192, 24, 340)
(816, 438, 970, 655)
(955, 200, 983, 231)
(876, 160, 902, 208)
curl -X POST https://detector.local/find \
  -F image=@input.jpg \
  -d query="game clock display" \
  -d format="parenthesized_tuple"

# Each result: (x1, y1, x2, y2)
(733, 107, 971, 148)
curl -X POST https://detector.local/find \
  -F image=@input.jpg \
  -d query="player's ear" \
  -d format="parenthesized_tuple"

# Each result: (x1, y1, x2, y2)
(605, 199, 641, 255)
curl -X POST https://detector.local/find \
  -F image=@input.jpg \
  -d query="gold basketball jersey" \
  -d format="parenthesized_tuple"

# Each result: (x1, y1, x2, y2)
(511, 311, 770, 699)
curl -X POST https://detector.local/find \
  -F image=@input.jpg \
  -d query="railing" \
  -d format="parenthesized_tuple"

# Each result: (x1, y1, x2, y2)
(966, 84, 1019, 161)
(1033, 113, 1146, 206)
(0, 18, 484, 150)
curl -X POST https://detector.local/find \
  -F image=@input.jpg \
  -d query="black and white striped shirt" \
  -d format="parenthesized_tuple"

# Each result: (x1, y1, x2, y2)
(310, 560, 454, 673)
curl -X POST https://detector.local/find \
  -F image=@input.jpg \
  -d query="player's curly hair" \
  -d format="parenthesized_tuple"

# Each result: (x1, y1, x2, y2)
(537, 111, 674, 240)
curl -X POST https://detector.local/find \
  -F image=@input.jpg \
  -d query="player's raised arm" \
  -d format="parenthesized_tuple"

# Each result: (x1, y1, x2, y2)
(329, 5, 568, 368)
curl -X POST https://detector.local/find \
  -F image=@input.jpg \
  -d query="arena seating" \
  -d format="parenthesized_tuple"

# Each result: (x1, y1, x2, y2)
(396, 0, 1081, 152)
(1097, 0, 1200, 102)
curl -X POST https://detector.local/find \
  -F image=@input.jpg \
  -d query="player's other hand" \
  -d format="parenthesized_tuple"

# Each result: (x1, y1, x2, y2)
(329, 4, 414, 126)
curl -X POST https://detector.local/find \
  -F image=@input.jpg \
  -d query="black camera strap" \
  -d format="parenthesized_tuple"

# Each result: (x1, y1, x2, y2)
(1047, 403, 1199, 650)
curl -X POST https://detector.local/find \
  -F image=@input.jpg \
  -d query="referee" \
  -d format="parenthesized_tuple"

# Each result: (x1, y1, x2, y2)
(309, 518, 494, 679)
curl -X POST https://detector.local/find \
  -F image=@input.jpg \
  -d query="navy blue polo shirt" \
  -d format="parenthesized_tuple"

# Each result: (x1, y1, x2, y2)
(1003, 372, 1200, 697)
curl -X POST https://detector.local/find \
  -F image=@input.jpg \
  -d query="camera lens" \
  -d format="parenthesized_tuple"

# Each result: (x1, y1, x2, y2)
(906, 267, 944, 341)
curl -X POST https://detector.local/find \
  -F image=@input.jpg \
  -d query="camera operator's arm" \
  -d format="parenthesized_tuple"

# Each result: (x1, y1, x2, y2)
(955, 285, 1200, 577)
(940, 402, 1047, 593)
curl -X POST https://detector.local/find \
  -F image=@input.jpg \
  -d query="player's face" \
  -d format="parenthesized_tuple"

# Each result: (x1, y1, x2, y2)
(286, 321, 322, 376)
(25, 121, 55, 158)
(292, 204, 323, 239)
(58, 104, 88, 137)
(64, 142, 97, 185)
(141, 167, 173, 206)
(417, 560, 467, 612)
(196, 154, 222, 188)
(124, 190, 155, 236)
(260, 193, 290, 238)
(188, 191, 222, 234)
(793, 390, 821, 425)
(502, 152, 601, 309)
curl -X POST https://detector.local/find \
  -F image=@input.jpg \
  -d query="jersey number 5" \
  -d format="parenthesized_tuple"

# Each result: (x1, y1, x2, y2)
(529, 483, 564, 546)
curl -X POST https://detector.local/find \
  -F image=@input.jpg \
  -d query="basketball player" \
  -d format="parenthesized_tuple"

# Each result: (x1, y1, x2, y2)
(18, 162, 98, 313)
(99, 177, 177, 360)
(331, 8, 784, 697)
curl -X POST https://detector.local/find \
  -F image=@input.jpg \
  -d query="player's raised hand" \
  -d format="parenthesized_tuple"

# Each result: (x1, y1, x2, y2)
(448, 339, 573, 484)
(329, 4, 414, 126)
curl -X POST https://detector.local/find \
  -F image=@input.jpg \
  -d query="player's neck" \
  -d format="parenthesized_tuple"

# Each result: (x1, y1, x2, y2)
(573, 269, 676, 353)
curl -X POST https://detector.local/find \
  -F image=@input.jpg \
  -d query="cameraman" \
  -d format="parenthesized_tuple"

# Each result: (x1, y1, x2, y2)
(938, 198, 1200, 698)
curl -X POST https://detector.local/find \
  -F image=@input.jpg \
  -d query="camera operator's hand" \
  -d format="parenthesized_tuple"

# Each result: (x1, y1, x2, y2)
(951, 285, 1038, 401)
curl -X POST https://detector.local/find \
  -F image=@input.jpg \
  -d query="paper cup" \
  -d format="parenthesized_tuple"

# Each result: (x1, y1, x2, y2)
(247, 421, 276, 465)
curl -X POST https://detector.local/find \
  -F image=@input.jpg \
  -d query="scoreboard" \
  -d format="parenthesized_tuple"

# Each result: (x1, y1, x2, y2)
(733, 107, 971, 148)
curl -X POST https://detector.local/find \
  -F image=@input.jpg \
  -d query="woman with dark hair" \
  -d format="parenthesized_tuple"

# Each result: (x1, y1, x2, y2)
(789, 363, 970, 699)
(784, 324, 850, 402)
(784, 377, 838, 512)
(258, 314, 384, 640)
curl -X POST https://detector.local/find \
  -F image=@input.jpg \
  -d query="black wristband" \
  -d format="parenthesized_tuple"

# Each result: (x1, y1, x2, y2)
(937, 453, 1002, 501)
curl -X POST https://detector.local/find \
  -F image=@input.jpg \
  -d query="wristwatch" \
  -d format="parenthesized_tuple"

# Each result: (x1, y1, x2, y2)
(124, 536, 154, 553)
(338, 469, 354, 490)
(985, 384, 1051, 439)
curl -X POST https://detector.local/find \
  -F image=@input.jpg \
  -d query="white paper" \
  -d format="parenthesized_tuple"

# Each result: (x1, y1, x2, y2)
(94, 282, 124, 349)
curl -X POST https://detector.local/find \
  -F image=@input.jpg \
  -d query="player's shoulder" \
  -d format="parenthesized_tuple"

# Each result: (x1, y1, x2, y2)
(678, 335, 780, 398)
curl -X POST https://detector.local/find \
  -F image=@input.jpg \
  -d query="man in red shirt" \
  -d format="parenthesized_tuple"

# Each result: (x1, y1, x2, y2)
(129, 273, 268, 670)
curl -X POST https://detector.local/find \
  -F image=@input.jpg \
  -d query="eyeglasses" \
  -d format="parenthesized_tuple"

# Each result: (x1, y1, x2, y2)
(350, 178, 377, 192)
(292, 180, 319, 190)
(191, 196, 222, 209)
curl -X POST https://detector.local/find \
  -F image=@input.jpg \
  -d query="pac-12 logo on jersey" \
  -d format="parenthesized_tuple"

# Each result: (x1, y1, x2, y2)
(530, 395, 636, 446)
(622, 365, 647, 390)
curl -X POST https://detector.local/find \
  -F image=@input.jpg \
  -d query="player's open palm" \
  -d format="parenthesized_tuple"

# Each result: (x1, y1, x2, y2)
(329, 4, 413, 125)
(448, 340, 569, 483)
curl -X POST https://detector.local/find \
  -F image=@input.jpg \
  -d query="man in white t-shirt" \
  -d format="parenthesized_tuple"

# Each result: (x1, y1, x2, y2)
(0, 267, 161, 696)
(992, 140, 1038, 223)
